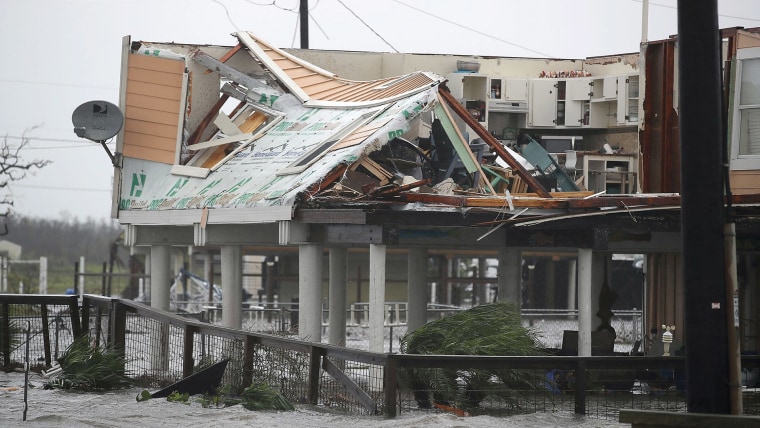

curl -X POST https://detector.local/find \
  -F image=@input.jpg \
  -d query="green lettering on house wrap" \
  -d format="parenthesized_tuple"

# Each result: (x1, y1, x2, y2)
(198, 179, 222, 195)
(166, 178, 189, 197)
(226, 177, 252, 194)
(130, 173, 146, 197)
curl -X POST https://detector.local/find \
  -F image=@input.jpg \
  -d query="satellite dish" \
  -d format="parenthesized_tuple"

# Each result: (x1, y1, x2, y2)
(71, 100, 124, 166)
(72, 100, 124, 142)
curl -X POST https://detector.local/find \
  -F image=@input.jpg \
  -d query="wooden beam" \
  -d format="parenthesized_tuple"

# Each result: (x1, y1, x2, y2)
(322, 357, 377, 414)
(303, 163, 349, 199)
(438, 84, 551, 198)
(186, 93, 230, 147)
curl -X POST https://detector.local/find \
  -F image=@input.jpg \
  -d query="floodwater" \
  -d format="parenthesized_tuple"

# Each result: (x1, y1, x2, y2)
(1, 371, 626, 428)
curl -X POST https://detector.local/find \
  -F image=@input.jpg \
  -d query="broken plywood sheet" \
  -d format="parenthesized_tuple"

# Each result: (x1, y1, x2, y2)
(118, 86, 440, 212)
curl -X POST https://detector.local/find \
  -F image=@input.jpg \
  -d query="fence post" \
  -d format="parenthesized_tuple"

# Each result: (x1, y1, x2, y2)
(182, 326, 196, 377)
(307, 346, 321, 405)
(68, 296, 82, 338)
(384, 355, 398, 418)
(1, 303, 9, 366)
(574, 358, 586, 415)
(101, 263, 107, 296)
(40, 304, 51, 367)
(242, 336, 255, 388)
(80, 297, 90, 335)
(110, 301, 127, 358)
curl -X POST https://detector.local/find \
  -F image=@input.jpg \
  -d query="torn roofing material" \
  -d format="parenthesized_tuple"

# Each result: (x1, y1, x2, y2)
(233, 31, 442, 107)
(117, 31, 448, 223)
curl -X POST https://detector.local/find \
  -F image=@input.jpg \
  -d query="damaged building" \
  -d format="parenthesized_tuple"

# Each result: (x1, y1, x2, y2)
(108, 28, 760, 357)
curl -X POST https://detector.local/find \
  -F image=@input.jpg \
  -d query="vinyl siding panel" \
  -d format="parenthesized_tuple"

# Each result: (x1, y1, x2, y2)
(123, 54, 185, 164)
(730, 170, 760, 194)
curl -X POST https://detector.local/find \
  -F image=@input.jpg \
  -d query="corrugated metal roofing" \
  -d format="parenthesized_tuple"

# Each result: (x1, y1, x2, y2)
(236, 32, 439, 106)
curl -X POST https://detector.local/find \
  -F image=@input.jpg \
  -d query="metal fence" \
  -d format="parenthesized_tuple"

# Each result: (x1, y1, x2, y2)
(199, 303, 643, 354)
(1, 294, 759, 420)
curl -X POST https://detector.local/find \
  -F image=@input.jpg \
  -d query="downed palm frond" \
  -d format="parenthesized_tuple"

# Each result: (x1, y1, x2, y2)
(399, 301, 546, 411)
(238, 382, 295, 411)
(45, 336, 133, 391)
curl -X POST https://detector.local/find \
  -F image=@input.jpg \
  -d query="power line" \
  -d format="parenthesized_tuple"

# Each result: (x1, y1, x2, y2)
(336, 0, 399, 53)
(3, 135, 114, 147)
(13, 184, 111, 193)
(391, 0, 552, 57)
(211, 0, 242, 32)
(0, 78, 116, 91)
(630, 0, 760, 22)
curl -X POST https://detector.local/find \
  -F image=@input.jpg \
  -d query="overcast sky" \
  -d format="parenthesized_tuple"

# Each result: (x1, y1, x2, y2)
(1, 0, 758, 222)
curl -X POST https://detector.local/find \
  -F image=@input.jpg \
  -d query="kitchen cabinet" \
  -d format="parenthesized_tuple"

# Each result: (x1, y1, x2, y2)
(565, 78, 592, 127)
(589, 76, 618, 128)
(504, 79, 528, 101)
(487, 78, 528, 137)
(529, 79, 558, 127)
(614, 74, 639, 125)
(529, 78, 591, 128)
(448, 71, 639, 131)
(447, 72, 489, 123)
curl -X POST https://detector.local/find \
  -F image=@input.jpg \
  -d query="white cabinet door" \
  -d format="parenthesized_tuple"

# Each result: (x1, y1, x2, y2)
(565, 79, 592, 127)
(567, 78, 592, 101)
(617, 77, 627, 124)
(504, 79, 528, 101)
(530, 80, 557, 127)
(565, 99, 584, 127)
(603, 76, 618, 99)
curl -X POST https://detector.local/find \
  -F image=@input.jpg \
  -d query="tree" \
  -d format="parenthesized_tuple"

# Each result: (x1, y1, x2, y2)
(1, 129, 52, 234)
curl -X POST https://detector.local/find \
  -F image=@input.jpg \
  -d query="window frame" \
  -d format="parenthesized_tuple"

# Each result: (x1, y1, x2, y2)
(730, 47, 760, 170)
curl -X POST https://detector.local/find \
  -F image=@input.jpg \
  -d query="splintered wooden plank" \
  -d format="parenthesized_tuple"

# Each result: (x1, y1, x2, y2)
(237, 111, 267, 133)
(352, 156, 393, 183)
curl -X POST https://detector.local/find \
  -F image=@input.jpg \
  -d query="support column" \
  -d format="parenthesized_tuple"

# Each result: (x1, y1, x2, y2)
(299, 244, 323, 342)
(221, 245, 242, 329)
(577, 248, 593, 356)
(328, 247, 347, 347)
(545, 258, 556, 309)
(149, 245, 171, 375)
(369, 244, 386, 353)
(407, 247, 428, 333)
(590, 253, 608, 331)
(150, 245, 171, 311)
(497, 248, 521, 305)
(567, 259, 577, 311)
(477, 257, 488, 305)
(202, 250, 214, 304)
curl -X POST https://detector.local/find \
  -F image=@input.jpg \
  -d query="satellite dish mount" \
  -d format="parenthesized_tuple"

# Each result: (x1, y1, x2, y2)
(72, 100, 124, 166)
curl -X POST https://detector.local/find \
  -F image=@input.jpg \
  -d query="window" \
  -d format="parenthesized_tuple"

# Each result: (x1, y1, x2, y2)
(731, 48, 760, 170)
(738, 57, 760, 155)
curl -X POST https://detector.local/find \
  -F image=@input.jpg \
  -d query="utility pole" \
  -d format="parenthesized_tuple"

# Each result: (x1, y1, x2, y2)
(677, 0, 730, 413)
(300, 0, 309, 49)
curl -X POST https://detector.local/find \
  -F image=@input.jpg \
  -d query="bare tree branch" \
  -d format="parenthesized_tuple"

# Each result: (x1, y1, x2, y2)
(1, 128, 52, 235)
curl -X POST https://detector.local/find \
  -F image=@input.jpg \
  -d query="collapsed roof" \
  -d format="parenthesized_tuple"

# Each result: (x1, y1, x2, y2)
(114, 31, 760, 242)
(115, 31, 548, 222)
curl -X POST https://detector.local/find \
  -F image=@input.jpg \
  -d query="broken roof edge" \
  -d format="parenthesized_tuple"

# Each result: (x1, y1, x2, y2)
(235, 31, 446, 109)
(118, 205, 295, 226)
